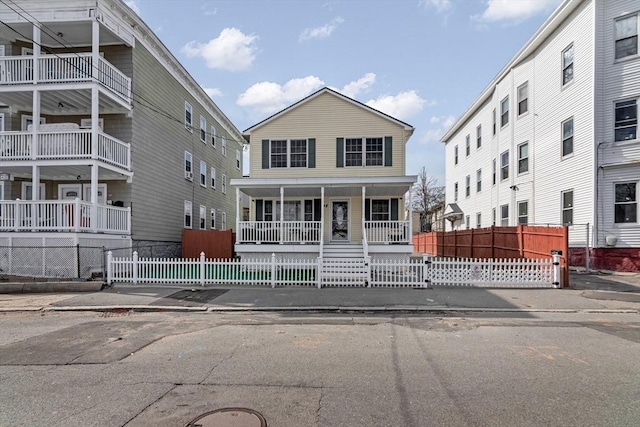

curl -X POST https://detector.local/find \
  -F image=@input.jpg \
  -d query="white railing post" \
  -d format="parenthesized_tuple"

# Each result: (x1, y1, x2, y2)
(14, 199, 20, 231)
(422, 254, 431, 288)
(551, 250, 562, 289)
(271, 252, 276, 288)
(132, 250, 139, 285)
(200, 252, 206, 286)
(74, 198, 81, 231)
(365, 256, 371, 288)
(107, 251, 113, 285)
(317, 257, 322, 289)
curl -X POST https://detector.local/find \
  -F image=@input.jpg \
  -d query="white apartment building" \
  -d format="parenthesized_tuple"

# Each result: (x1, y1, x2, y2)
(441, 0, 640, 272)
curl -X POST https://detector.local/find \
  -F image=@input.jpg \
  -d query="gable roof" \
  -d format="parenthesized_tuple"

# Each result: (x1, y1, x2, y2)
(243, 87, 415, 139)
(441, 0, 583, 143)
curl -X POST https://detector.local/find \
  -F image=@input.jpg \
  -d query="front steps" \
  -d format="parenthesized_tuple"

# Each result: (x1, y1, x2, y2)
(320, 243, 368, 286)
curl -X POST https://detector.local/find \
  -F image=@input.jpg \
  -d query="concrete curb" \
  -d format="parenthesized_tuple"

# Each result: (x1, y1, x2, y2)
(0, 282, 104, 294)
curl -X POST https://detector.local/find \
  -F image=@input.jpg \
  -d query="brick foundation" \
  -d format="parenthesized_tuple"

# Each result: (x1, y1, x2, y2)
(569, 247, 640, 272)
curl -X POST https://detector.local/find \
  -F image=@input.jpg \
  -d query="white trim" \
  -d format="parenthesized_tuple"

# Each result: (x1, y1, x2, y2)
(230, 175, 417, 188)
(58, 184, 82, 200)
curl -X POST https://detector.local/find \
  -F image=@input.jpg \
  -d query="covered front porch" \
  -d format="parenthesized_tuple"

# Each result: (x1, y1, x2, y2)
(232, 176, 417, 256)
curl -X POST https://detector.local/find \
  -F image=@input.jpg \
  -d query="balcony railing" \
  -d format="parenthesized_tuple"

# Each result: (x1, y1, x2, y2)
(0, 53, 131, 103)
(0, 130, 131, 170)
(365, 220, 410, 244)
(0, 199, 130, 234)
(238, 221, 322, 244)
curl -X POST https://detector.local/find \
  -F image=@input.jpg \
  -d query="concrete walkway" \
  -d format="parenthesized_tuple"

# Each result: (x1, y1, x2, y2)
(0, 271, 638, 314)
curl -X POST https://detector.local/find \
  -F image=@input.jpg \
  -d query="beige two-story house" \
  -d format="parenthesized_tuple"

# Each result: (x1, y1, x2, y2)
(231, 87, 417, 262)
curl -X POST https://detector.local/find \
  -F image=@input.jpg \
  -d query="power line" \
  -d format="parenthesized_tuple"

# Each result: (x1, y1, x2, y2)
(0, 0, 246, 146)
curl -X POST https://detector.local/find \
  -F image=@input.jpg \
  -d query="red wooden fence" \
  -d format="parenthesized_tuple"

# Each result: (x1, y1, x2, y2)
(182, 229, 234, 259)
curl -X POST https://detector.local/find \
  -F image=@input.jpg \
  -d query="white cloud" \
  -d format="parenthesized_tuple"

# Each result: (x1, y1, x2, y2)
(339, 73, 376, 98)
(237, 76, 325, 115)
(421, 115, 456, 143)
(473, 0, 562, 24)
(300, 17, 345, 41)
(366, 90, 430, 121)
(421, 0, 453, 14)
(182, 28, 258, 72)
(203, 87, 223, 98)
(124, 0, 140, 15)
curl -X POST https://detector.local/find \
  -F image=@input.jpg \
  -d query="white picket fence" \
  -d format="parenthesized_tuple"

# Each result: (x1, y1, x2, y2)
(107, 252, 561, 288)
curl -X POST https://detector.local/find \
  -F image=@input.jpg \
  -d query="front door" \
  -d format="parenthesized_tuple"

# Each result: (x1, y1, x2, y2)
(331, 200, 349, 241)
(58, 184, 82, 201)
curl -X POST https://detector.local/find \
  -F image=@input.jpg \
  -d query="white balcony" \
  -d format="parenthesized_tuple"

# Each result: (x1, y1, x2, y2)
(238, 221, 322, 244)
(0, 199, 130, 234)
(365, 221, 411, 244)
(0, 129, 131, 170)
(0, 53, 131, 104)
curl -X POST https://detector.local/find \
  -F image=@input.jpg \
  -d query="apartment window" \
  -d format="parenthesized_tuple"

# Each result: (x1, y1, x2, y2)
(476, 125, 482, 148)
(184, 101, 193, 131)
(270, 139, 308, 168)
(500, 204, 509, 226)
(465, 175, 471, 198)
(276, 201, 301, 221)
(221, 137, 227, 156)
(199, 205, 206, 229)
(184, 151, 193, 180)
(614, 100, 637, 141)
(465, 135, 470, 157)
(200, 160, 206, 187)
(211, 125, 216, 147)
(222, 174, 227, 194)
(492, 159, 496, 185)
(210, 208, 216, 229)
(345, 137, 384, 167)
(500, 150, 509, 181)
(562, 117, 574, 156)
(199, 116, 206, 142)
(454, 182, 458, 201)
(221, 211, 227, 230)
(518, 142, 529, 174)
(492, 109, 497, 135)
(518, 201, 529, 225)
(304, 200, 314, 222)
(476, 169, 482, 193)
(492, 208, 496, 225)
(562, 44, 574, 85)
(236, 150, 241, 170)
(465, 215, 470, 229)
(210, 167, 216, 189)
(500, 96, 509, 127)
(518, 82, 528, 116)
(370, 199, 390, 221)
(615, 182, 637, 223)
(615, 14, 638, 60)
(264, 201, 273, 222)
(476, 212, 482, 228)
(454, 145, 458, 165)
(184, 201, 192, 228)
(562, 190, 574, 225)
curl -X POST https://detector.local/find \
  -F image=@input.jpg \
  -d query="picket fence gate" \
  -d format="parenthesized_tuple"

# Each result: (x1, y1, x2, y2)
(107, 252, 562, 289)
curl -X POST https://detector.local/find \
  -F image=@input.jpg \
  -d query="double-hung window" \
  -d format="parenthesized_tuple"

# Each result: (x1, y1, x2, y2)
(492, 159, 496, 185)
(365, 137, 383, 166)
(518, 142, 529, 174)
(500, 150, 509, 181)
(345, 138, 362, 167)
(222, 174, 227, 194)
(476, 125, 482, 148)
(211, 125, 216, 147)
(275, 201, 301, 221)
(465, 215, 470, 229)
(199, 116, 206, 142)
(500, 204, 509, 226)
(371, 200, 390, 221)
(465, 135, 471, 157)
(476, 213, 481, 228)
(562, 190, 574, 225)
(345, 137, 384, 167)
(184, 151, 192, 180)
(454, 145, 458, 165)
(562, 117, 574, 156)
(236, 149, 241, 170)
(200, 160, 206, 187)
(454, 182, 458, 201)
(614, 100, 637, 141)
(210, 167, 216, 189)
(562, 44, 574, 85)
(615, 182, 637, 223)
(221, 212, 227, 230)
(476, 169, 482, 193)
(518, 201, 529, 225)
(465, 175, 471, 198)
(517, 82, 528, 116)
(184, 201, 192, 228)
(184, 102, 193, 131)
(492, 109, 497, 135)
(221, 137, 227, 156)
(210, 208, 216, 229)
(270, 139, 308, 168)
(199, 205, 206, 229)
(500, 96, 509, 127)
(615, 14, 638, 60)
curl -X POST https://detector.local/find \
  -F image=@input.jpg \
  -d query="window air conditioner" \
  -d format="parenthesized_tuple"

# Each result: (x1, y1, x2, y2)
(185, 171, 193, 180)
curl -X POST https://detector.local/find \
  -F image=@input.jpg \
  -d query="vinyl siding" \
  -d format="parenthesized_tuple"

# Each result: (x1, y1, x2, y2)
(249, 92, 408, 178)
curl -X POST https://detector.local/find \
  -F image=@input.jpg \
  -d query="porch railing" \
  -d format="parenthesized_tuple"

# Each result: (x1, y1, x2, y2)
(0, 53, 132, 103)
(237, 221, 322, 244)
(0, 130, 131, 170)
(0, 199, 130, 234)
(365, 220, 410, 243)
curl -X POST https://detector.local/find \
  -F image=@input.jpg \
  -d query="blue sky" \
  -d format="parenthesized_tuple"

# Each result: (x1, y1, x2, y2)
(125, 0, 562, 182)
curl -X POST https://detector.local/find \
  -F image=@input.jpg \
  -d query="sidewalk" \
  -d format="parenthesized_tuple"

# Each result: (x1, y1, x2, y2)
(0, 271, 638, 314)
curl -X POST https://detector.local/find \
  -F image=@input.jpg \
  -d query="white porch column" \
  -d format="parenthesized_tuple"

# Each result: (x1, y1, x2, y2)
(91, 19, 99, 80)
(320, 187, 325, 254)
(32, 23, 40, 83)
(91, 20, 100, 159)
(279, 186, 284, 244)
(31, 90, 40, 160)
(235, 187, 240, 234)
(90, 163, 99, 232)
(408, 186, 413, 240)
(361, 186, 366, 237)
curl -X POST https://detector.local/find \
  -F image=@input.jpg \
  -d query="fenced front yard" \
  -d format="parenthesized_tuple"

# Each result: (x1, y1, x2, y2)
(107, 252, 561, 289)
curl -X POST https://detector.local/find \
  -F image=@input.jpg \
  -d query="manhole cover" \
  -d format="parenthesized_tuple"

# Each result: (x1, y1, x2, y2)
(185, 408, 267, 427)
